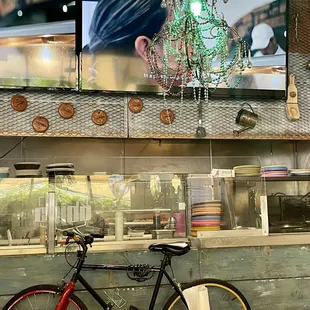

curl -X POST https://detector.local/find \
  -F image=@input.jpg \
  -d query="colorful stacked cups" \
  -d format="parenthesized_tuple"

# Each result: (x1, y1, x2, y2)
(191, 200, 222, 237)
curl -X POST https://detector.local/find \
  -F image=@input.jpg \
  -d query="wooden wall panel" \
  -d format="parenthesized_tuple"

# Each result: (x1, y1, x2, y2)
(2, 246, 310, 308)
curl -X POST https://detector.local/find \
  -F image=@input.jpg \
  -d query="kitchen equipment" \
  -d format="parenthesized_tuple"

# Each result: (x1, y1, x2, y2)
(191, 200, 222, 236)
(234, 103, 258, 135)
(15, 170, 42, 178)
(234, 165, 261, 177)
(261, 166, 288, 178)
(115, 211, 124, 241)
(46, 163, 75, 177)
(46, 168, 75, 175)
(14, 162, 40, 170)
(151, 229, 175, 239)
(267, 193, 310, 230)
(46, 163, 74, 169)
(195, 99, 206, 138)
(286, 74, 300, 121)
(165, 216, 176, 229)
(153, 213, 161, 229)
(289, 169, 310, 176)
(173, 213, 185, 235)
(0, 167, 10, 178)
(269, 222, 310, 233)
(128, 230, 145, 238)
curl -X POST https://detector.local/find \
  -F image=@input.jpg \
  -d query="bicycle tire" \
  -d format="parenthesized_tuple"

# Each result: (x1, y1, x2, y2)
(3, 284, 88, 310)
(163, 278, 251, 310)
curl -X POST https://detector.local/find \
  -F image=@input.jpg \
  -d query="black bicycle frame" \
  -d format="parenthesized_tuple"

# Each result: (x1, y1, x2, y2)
(72, 253, 188, 310)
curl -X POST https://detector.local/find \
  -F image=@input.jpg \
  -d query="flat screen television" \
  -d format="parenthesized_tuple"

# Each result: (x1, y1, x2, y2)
(0, 0, 76, 88)
(81, 0, 287, 98)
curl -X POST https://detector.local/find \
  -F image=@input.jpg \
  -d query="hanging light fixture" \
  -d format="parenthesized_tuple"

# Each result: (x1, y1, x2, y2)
(147, 0, 251, 99)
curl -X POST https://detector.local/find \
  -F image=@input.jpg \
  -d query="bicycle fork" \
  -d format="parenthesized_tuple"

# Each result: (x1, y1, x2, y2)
(56, 250, 85, 310)
(55, 281, 76, 310)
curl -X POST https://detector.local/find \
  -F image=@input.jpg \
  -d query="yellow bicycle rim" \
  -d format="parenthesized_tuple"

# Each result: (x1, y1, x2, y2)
(167, 283, 248, 310)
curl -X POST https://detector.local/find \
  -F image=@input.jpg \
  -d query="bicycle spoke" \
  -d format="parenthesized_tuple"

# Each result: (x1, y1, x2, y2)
(34, 293, 38, 309)
(45, 294, 51, 310)
(27, 296, 35, 310)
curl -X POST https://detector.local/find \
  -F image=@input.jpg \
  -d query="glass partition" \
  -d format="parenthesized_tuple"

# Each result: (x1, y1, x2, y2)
(54, 174, 187, 244)
(0, 177, 48, 246)
(0, 156, 268, 254)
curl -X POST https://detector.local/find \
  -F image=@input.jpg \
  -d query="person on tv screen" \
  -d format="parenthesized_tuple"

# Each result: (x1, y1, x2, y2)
(251, 23, 285, 57)
(83, 0, 168, 90)
(88, 0, 167, 60)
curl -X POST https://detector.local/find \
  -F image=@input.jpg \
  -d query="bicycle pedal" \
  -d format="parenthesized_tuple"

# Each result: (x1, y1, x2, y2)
(129, 306, 139, 310)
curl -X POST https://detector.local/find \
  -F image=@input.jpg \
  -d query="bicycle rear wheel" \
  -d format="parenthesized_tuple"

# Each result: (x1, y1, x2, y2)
(163, 278, 251, 310)
(3, 284, 87, 310)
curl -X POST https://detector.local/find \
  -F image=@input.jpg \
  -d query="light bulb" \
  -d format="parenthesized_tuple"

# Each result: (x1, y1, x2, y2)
(190, 0, 202, 16)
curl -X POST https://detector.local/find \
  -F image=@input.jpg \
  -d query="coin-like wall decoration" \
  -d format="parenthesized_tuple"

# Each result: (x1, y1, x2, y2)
(58, 103, 75, 119)
(11, 95, 28, 112)
(128, 97, 143, 113)
(160, 109, 175, 125)
(92, 110, 108, 126)
(32, 116, 49, 133)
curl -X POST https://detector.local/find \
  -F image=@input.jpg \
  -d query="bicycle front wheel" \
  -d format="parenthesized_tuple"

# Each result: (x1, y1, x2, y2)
(163, 279, 251, 310)
(3, 284, 87, 310)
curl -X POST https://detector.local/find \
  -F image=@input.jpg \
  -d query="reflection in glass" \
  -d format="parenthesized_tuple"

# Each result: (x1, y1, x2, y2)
(0, 34, 76, 88)
(54, 174, 187, 243)
(0, 178, 48, 246)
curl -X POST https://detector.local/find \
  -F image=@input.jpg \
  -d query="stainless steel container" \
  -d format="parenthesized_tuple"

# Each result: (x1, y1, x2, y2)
(151, 229, 175, 239)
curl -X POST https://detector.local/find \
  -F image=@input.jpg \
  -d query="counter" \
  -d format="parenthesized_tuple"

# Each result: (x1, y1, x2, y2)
(1, 236, 310, 309)
(3, 233, 310, 257)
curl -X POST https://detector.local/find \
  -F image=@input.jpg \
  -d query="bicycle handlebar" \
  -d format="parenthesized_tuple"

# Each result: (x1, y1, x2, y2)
(89, 233, 105, 239)
(63, 231, 105, 239)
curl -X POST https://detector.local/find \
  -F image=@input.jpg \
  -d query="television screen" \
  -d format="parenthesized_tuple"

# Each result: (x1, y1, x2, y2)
(0, 0, 76, 88)
(81, 0, 287, 97)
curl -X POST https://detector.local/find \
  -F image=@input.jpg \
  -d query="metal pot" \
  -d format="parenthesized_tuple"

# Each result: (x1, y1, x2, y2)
(234, 103, 258, 135)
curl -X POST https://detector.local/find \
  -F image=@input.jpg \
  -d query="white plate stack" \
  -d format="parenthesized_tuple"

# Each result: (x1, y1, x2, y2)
(46, 163, 75, 177)
(289, 169, 310, 176)
(14, 162, 42, 178)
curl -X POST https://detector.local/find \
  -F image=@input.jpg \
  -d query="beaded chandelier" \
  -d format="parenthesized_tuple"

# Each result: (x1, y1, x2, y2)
(147, 0, 251, 98)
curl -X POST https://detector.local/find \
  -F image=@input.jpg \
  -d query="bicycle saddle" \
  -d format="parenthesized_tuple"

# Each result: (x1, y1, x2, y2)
(149, 242, 190, 256)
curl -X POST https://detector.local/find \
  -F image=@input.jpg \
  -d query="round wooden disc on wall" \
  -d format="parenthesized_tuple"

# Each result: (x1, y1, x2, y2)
(11, 95, 28, 112)
(128, 97, 143, 113)
(58, 103, 75, 119)
(160, 109, 175, 125)
(92, 110, 107, 126)
(32, 116, 49, 133)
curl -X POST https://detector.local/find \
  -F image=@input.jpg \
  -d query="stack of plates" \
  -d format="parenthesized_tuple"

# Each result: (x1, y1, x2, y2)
(46, 163, 75, 177)
(14, 162, 42, 178)
(0, 167, 10, 178)
(234, 165, 261, 177)
(289, 169, 310, 176)
(261, 166, 288, 178)
(191, 201, 222, 237)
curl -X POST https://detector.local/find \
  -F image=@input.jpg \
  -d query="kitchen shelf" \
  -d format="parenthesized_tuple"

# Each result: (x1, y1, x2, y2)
(97, 209, 172, 213)
(107, 222, 169, 226)
(234, 176, 310, 182)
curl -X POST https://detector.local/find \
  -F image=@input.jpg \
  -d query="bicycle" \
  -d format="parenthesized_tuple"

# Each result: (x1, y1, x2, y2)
(4, 230, 251, 310)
